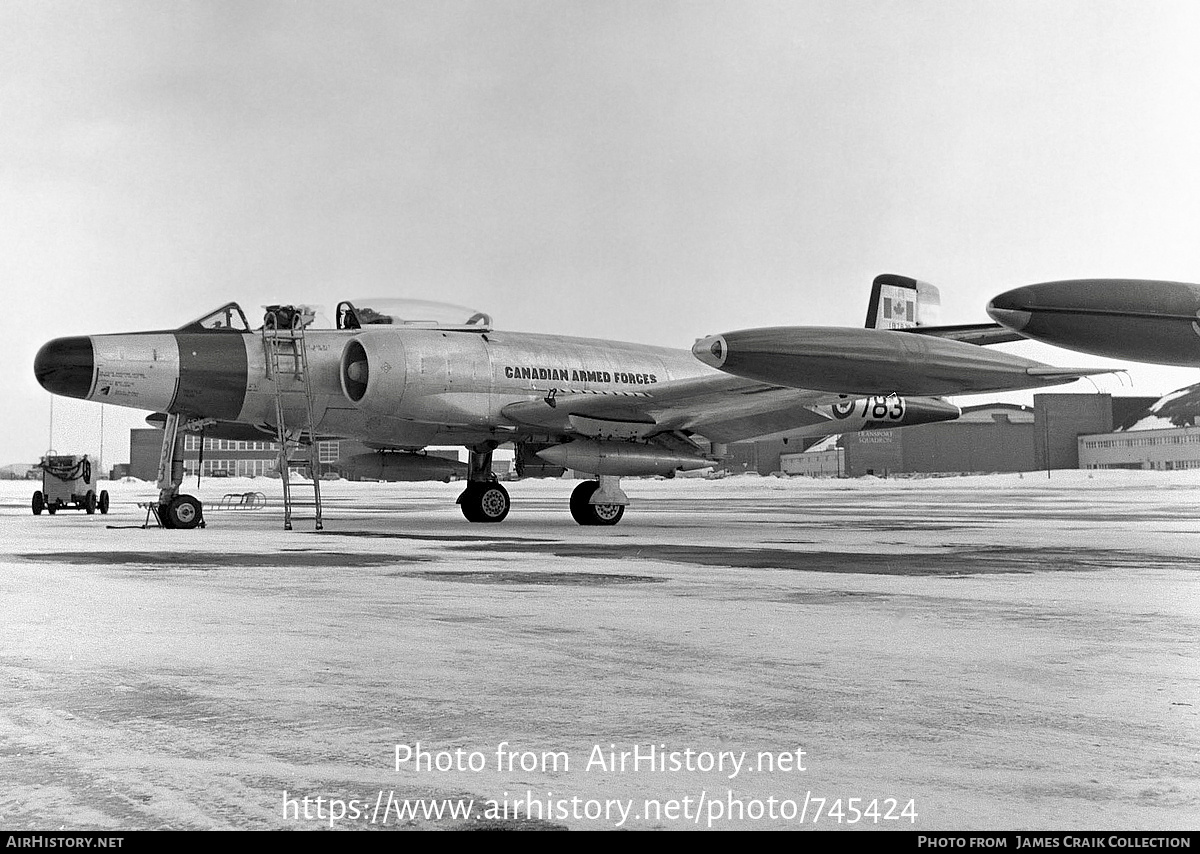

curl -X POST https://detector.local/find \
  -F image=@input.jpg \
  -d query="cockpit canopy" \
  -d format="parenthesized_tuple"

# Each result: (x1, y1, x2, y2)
(178, 300, 492, 333)
(336, 299, 492, 332)
(179, 303, 253, 333)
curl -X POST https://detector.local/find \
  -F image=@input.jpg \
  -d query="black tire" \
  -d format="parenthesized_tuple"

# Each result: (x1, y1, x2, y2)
(570, 480, 625, 526)
(46, 503, 57, 515)
(165, 495, 203, 530)
(458, 485, 480, 522)
(458, 482, 510, 523)
(98, 491, 110, 515)
(84, 490, 96, 515)
(32, 491, 43, 516)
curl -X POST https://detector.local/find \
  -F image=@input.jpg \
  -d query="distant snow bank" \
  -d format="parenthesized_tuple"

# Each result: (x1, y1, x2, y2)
(5, 468, 1200, 507)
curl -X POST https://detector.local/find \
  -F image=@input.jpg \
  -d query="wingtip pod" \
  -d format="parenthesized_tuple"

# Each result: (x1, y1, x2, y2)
(987, 278, 1200, 367)
(695, 325, 1110, 396)
(692, 335, 727, 369)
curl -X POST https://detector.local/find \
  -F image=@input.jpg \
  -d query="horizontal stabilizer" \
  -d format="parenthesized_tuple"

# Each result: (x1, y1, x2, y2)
(1025, 367, 1119, 380)
(903, 323, 1027, 346)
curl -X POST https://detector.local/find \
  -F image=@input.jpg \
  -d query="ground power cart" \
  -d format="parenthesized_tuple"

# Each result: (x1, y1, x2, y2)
(32, 454, 109, 516)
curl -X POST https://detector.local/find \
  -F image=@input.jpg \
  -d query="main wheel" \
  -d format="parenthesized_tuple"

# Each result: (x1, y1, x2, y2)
(164, 495, 203, 530)
(32, 491, 43, 516)
(84, 490, 97, 514)
(46, 503, 57, 515)
(458, 482, 510, 523)
(98, 490, 110, 514)
(569, 480, 625, 526)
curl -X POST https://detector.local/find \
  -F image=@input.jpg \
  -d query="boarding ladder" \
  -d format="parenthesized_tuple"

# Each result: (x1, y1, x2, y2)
(262, 306, 324, 530)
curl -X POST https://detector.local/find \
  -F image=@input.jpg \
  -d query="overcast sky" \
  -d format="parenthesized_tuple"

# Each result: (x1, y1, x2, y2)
(4, 1, 1200, 466)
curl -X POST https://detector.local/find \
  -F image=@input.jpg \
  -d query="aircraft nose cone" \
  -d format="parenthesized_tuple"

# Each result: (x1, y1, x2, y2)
(692, 335, 728, 368)
(986, 288, 1033, 332)
(34, 336, 95, 400)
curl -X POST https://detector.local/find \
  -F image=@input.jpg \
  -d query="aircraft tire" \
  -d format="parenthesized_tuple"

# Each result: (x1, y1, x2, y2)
(98, 490, 110, 514)
(84, 490, 96, 515)
(459, 482, 510, 523)
(458, 484, 480, 522)
(32, 491, 43, 516)
(47, 503, 57, 515)
(165, 495, 203, 530)
(569, 481, 625, 526)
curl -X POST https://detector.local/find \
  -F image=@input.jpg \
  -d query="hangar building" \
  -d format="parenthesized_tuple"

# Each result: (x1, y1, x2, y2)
(1078, 383, 1200, 471)
(772, 393, 1157, 477)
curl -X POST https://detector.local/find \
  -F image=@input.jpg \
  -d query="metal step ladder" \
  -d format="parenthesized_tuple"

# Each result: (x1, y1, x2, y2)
(262, 306, 323, 530)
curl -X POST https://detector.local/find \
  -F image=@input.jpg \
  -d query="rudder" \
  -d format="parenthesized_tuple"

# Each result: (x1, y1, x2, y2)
(865, 274, 942, 329)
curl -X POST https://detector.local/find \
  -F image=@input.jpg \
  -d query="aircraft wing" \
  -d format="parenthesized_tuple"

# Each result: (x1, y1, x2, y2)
(502, 374, 940, 445)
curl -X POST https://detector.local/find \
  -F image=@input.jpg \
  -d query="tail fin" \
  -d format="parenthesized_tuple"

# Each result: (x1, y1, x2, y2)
(865, 274, 942, 329)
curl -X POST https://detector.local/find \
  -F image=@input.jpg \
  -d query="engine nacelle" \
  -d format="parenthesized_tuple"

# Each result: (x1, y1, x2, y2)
(536, 439, 711, 477)
(340, 335, 408, 410)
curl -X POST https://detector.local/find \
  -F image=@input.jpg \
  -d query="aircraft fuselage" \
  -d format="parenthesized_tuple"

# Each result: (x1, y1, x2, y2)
(37, 327, 710, 449)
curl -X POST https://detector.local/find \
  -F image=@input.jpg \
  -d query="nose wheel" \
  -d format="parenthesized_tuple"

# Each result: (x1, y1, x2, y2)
(159, 494, 204, 530)
(458, 482, 511, 523)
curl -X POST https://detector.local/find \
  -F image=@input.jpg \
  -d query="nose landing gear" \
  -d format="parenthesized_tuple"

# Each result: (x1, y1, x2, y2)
(153, 413, 205, 530)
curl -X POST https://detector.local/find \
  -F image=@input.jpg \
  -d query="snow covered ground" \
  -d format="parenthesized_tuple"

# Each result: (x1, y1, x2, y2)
(0, 472, 1196, 830)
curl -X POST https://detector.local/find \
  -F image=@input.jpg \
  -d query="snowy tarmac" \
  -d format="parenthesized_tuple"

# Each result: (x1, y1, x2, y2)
(0, 472, 1197, 830)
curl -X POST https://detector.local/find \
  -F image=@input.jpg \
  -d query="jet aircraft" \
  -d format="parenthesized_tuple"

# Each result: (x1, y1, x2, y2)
(34, 275, 1108, 529)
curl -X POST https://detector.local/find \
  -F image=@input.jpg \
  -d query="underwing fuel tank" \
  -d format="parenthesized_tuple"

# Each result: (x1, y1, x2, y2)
(346, 451, 466, 482)
(536, 440, 711, 477)
(987, 279, 1200, 366)
(692, 327, 1110, 396)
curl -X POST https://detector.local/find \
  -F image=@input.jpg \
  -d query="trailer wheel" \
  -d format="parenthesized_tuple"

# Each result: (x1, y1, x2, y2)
(98, 490, 110, 514)
(32, 491, 43, 516)
(84, 490, 97, 514)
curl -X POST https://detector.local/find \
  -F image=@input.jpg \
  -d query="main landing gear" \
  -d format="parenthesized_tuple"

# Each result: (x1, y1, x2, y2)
(457, 447, 511, 523)
(457, 448, 629, 526)
(458, 481, 511, 523)
(569, 477, 627, 526)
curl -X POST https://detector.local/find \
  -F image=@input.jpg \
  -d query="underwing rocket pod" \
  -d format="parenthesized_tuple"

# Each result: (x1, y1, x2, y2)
(987, 279, 1200, 366)
(535, 440, 712, 477)
(692, 327, 1112, 396)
